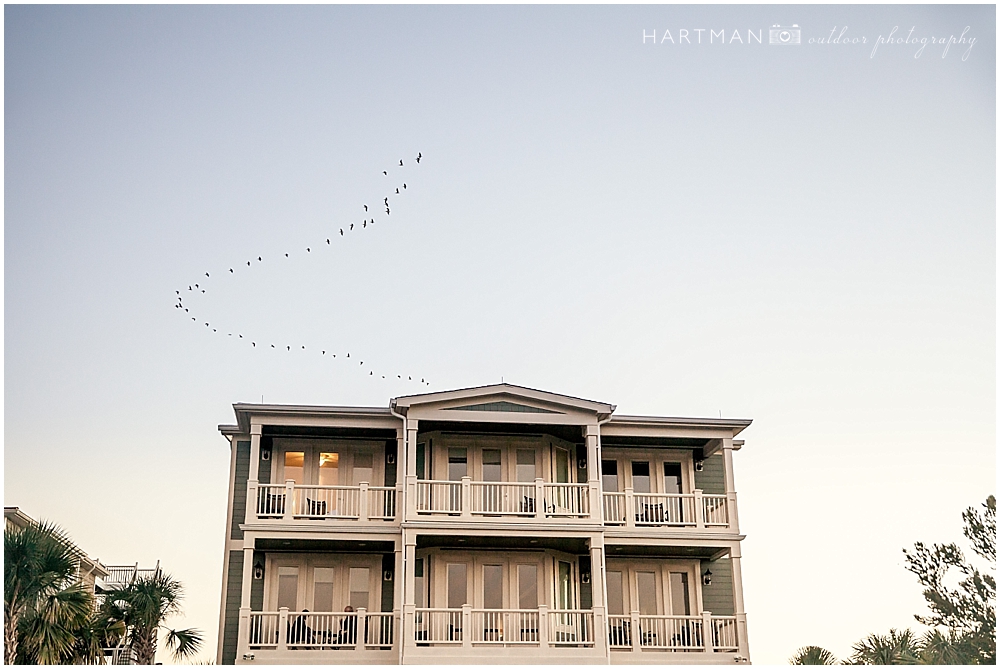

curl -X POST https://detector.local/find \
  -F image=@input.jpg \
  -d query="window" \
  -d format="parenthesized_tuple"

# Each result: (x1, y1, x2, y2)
(448, 449, 467, 481)
(631, 462, 651, 493)
(277, 566, 299, 610)
(414, 559, 426, 608)
(483, 565, 503, 609)
(602, 460, 619, 492)
(636, 571, 657, 615)
(516, 449, 536, 482)
(318, 452, 338, 486)
(664, 463, 682, 494)
(352, 452, 373, 486)
(416, 443, 427, 480)
(447, 564, 467, 608)
(669, 572, 690, 615)
(313, 567, 334, 612)
(482, 449, 502, 482)
(283, 452, 305, 485)
(554, 448, 570, 484)
(517, 564, 538, 609)
(556, 561, 574, 610)
(349, 567, 370, 610)
(606, 571, 624, 615)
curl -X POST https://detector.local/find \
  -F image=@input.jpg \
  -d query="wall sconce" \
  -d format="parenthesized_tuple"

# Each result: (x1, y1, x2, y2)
(261, 448, 271, 461)
(702, 569, 712, 587)
(694, 459, 704, 472)
(253, 562, 264, 580)
(581, 572, 591, 585)
(578, 459, 587, 469)
(386, 453, 395, 465)
(383, 570, 393, 582)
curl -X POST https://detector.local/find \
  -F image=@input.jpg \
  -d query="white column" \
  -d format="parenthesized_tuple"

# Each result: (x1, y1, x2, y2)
(246, 425, 262, 523)
(240, 546, 254, 608)
(585, 425, 601, 520)
(404, 420, 419, 520)
(402, 533, 417, 654)
(702, 610, 715, 653)
(730, 542, 750, 660)
(589, 536, 608, 658)
(249, 424, 262, 481)
(721, 438, 740, 533)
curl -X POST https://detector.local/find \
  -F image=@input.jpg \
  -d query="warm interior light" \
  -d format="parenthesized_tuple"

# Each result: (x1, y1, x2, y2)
(285, 452, 304, 468)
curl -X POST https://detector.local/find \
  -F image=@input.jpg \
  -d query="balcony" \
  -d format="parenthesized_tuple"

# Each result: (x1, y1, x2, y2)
(413, 606, 594, 648)
(248, 482, 398, 524)
(411, 478, 595, 521)
(601, 490, 733, 531)
(238, 608, 397, 664)
(607, 613, 738, 653)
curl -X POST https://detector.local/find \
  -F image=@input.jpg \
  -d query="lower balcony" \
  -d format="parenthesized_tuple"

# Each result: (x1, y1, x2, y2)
(608, 613, 748, 664)
(238, 609, 397, 664)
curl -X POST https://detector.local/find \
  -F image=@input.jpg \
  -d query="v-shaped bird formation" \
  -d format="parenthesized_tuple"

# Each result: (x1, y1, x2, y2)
(174, 153, 431, 386)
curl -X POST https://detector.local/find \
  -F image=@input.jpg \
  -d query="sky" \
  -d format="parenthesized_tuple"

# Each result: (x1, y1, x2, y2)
(4, 4, 995, 665)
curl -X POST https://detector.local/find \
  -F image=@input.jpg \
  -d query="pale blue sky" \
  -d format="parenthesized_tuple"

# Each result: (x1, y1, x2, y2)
(5, 5, 995, 664)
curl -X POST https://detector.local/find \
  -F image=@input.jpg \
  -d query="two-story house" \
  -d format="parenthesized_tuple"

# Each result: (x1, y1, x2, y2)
(216, 384, 751, 664)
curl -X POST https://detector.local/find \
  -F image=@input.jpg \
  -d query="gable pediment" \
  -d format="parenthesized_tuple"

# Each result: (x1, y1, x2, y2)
(443, 401, 561, 415)
(390, 383, 616, 423)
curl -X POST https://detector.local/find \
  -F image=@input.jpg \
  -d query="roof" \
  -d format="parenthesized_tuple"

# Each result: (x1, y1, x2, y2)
(221, 384, 751, 445)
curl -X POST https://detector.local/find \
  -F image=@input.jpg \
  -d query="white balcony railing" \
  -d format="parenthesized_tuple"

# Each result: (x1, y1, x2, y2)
(414, 607, 593, 648)
(607, 613, 739, 653)
(415, 479, 592, 519)
(601, 490, 731, 529)
(252, 482, 397, 522)
(246, 609, 394, 651)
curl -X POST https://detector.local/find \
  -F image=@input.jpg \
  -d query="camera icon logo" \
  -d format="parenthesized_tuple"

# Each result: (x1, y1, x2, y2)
(769, 24, 801, 45)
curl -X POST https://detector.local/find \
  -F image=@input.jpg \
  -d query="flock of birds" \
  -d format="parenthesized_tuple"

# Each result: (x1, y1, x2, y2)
(174, 153, 431, 386)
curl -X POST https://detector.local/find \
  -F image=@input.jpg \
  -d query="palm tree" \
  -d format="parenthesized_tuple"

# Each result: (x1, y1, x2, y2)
(849, 628, 920, 665)
(790, 645, 839, 664)
(4, 519, 94, 664)
(100, 571, 203, 664)
(916, 628, 978, 665)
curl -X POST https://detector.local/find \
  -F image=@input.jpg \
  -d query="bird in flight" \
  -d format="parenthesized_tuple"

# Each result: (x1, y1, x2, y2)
(340, 228, 344, 236)
(384, 197, 388, 205)
(364, 204, 368, 212)
(385, 207, 390, 215)
(247, 261, 251, 266)
(396, 188, 399, 194)
(399, 160, 403, 166)
(258, 257, 262, 262)
(363, 220, 367, 228)
(403, 183, 407, 189)
(416, 152, 422, 163)
(383, 170, 387, 175)
(307, 247, 311, 252)
(229, 268, 234, 273)
(350, 223, 354, 231)
(205, 273, 210, 277)
(326, 239, 330, 244)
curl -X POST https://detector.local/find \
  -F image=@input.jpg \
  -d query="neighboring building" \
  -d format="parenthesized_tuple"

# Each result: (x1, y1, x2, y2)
(5, 506, 110, 600)
(216, 384, 751, 665)
(5, 507, 161, 665)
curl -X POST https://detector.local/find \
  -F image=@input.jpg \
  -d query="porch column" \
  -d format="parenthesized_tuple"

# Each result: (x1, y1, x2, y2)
(402, 532, 418, 655)
(393, 541, 404, 658)
(589, 535, 609, 658)
(246, 425, 262, 523)
(730, 542, 750, 661)
(237, 544, 254, 660)
(585, 425, 601, 521)
(721, 438, 740, 533)
(404, 420, 419, 519)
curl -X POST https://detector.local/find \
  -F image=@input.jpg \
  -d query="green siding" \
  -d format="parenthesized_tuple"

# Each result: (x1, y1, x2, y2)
(381, 554, 395, 612)
(694, 453, 726, 495)
(700, 557, 735, 616)
(221, 550, 244, 665)
(230, 441, 250, 540)
(250, 551, 264, 611)
(384, 441, 397, 487)
(579, 555, 593, 609)
(258, 437, 272, 485)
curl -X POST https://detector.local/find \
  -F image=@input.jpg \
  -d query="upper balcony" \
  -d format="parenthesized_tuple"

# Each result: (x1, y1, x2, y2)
(248, 481, 400, 525)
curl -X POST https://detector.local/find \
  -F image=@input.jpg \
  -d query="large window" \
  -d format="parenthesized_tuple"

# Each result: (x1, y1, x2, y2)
(276, 440, 381, 487)
(601, 460, 619, 492)
(517, 564, 538, 609)
(631, 462, 651, 493)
